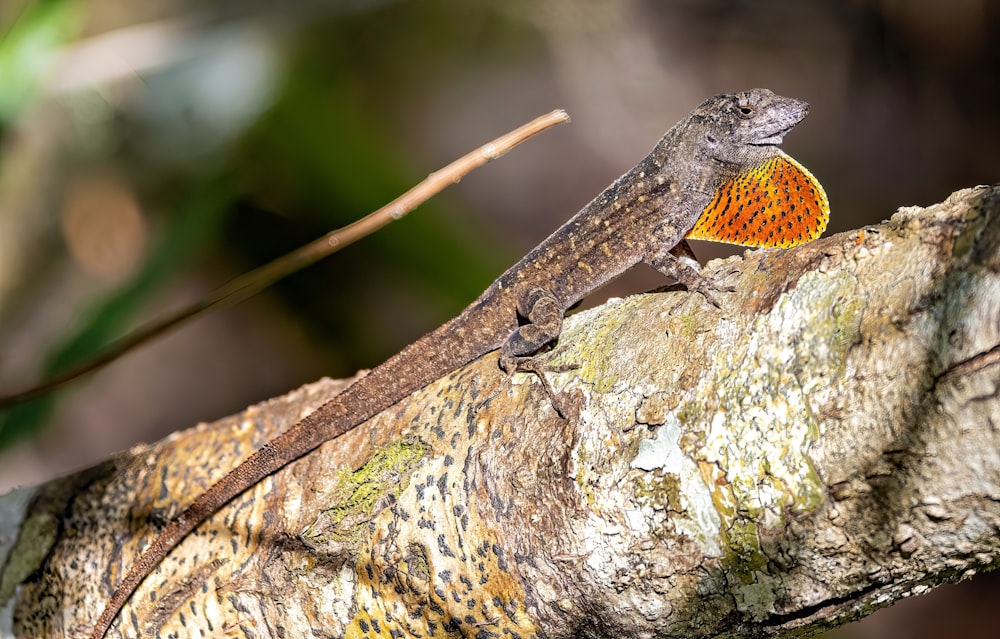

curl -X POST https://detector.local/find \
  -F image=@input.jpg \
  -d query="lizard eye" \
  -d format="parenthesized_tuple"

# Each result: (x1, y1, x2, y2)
(739, 105, 754, 116)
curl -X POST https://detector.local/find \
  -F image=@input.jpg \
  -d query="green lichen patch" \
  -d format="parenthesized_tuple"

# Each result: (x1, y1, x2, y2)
(632, 468, 683, 513)
(547, 295, 644, 393)
(721, 519, 768, 583)
(301, 438, 427, 547)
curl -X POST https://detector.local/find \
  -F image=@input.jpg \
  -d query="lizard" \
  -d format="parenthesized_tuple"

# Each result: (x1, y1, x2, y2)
(86, 88, 829, 639)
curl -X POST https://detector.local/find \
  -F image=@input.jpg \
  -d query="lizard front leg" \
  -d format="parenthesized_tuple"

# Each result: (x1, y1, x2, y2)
(647, 243, 733, 307)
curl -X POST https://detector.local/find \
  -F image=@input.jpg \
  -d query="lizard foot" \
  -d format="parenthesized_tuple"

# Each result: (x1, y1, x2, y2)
(677, 273, 736, 309)
(648, 253, 734, 308)
(499, 355, 579, 419)
(648, 246, 735, 308)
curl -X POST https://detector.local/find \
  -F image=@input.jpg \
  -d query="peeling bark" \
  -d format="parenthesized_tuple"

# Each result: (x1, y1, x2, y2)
(2, 186, 999, 638)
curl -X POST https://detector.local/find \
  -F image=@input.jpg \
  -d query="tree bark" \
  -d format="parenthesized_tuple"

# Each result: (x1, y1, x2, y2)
(2, 186, 999, 638)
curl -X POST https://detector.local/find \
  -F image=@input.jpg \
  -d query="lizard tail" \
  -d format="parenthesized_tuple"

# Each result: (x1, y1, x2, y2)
(86, 407, 345, 639)
(87, 302, 510, 639)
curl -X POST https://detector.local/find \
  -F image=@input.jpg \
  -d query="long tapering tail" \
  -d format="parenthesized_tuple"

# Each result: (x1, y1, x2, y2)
(87, 298, 513, 638)
(87, 405, 339, 639)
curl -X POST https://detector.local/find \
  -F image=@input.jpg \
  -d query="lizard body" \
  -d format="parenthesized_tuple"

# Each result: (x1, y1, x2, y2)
(87, 88, 828, 638)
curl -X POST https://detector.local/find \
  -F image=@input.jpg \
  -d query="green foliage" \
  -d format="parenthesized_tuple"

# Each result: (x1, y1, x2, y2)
(0, 0, 80, 122)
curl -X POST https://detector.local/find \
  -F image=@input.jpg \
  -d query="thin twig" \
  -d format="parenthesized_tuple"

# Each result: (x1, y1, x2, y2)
(0, 110, 571, 409)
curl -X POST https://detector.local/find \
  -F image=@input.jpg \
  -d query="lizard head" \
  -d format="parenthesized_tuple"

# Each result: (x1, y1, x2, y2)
(692, 88, 810, 165)
(683, 89, 830, 249)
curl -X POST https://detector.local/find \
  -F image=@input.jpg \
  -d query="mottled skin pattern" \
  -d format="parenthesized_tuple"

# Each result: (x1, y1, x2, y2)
(88, 88, 816, 638)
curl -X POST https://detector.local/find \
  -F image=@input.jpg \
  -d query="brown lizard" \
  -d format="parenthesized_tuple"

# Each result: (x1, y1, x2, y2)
(87, 88, 829, 638)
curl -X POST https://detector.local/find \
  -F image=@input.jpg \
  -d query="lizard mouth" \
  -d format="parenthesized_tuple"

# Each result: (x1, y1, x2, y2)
(750, 124, 795, 146)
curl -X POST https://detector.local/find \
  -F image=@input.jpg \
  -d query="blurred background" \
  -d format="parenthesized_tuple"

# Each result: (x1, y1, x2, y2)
(0, 1, 997, 637)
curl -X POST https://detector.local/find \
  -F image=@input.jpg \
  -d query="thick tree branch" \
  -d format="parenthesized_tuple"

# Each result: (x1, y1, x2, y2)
(2, 186, 999, 638)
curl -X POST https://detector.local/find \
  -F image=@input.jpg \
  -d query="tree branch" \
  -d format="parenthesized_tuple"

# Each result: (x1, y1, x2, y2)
(2, 186, 999, 638)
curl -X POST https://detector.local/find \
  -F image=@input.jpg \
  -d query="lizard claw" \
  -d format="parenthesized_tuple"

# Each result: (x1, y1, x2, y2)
(674, 272, 734, 309)
(647, 249, 733, 309)
(499, 355, 578, 419)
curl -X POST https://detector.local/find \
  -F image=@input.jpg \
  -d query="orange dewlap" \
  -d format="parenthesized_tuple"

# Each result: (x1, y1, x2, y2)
(687, 152, 829, 249)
